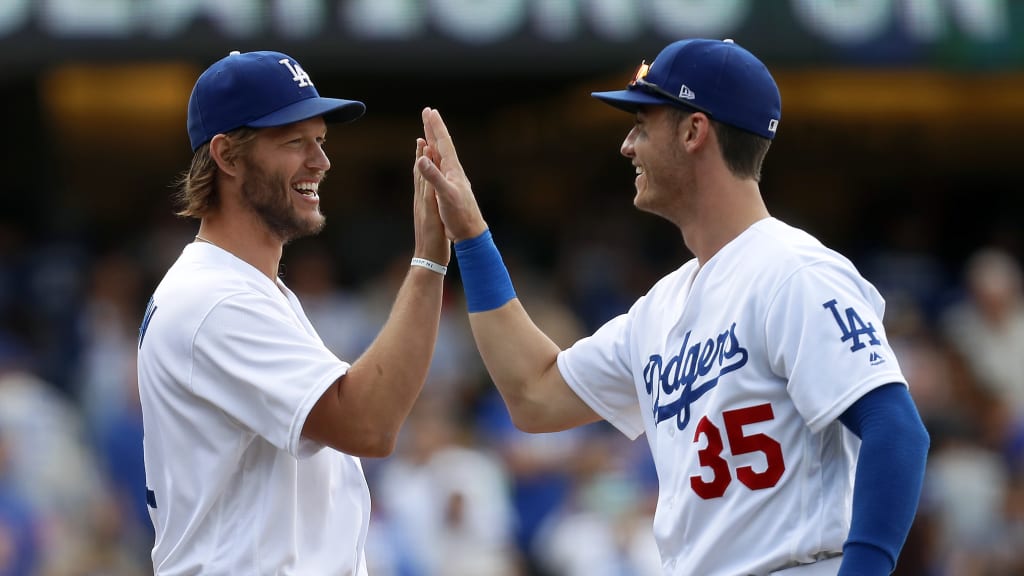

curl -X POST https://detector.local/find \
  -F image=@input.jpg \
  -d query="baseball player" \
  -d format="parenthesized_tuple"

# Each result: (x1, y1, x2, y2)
(416, 39, 930, 575)
(137, 51, 450, 574)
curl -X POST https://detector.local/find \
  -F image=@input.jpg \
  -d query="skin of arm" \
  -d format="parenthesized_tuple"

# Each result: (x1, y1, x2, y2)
(415, 106, 601, 433)
(302, 138, 450, 457)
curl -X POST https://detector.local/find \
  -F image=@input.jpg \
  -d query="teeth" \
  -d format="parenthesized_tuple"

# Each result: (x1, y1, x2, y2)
(293, 182, 319, 196)
(635, 166, 644, 175)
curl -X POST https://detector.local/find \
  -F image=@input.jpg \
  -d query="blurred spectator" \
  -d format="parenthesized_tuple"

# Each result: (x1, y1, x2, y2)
(0, 430, 40, 576)
(312, 251, 486, 406)
(475, 391, 581, 575)
(924, 417, 1009, 575)
(373, 398, 518, 576)
(71, 250, 152, 561)
(0, 332, 148, 574)
(532, 429, 660, 576)
(74, 251, 143, 431)
(940, 247, 1024, 418)
(284, 242, 378, 362)
(470, 276, 596, 575)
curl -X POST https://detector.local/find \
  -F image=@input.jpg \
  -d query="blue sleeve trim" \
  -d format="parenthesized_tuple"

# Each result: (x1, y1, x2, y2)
(837, 383, 930, 576)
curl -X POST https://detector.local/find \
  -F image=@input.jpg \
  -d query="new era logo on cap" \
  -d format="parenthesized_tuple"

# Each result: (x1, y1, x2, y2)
(592, 38, 782, 140)
(187, 50, 366, 151)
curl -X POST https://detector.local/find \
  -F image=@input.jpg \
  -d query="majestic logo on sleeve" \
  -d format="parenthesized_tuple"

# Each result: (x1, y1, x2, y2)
(642, 323, 749, 431)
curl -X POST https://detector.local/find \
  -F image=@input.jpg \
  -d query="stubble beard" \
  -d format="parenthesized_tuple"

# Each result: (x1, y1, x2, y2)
(240, 158, 325, 244)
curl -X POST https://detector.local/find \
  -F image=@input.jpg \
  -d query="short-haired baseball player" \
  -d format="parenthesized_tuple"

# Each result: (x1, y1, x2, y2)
(137, 50, 450, 574)
(416, 39, 930, 575)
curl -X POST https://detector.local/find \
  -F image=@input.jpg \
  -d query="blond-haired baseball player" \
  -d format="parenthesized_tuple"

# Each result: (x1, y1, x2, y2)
(138, 50, 450, 574)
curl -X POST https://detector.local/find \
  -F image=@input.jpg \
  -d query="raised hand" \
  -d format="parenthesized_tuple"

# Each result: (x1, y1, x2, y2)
(412, 135, 451, 265)
(415, 107, 488, 242)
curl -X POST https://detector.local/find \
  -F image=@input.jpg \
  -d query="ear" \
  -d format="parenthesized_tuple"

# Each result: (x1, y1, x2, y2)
(209, 134, 240, 177)
(680, 112, 712, 154)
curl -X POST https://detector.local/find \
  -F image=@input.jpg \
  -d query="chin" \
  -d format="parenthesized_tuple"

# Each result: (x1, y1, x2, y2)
(633, 191, 650, 212)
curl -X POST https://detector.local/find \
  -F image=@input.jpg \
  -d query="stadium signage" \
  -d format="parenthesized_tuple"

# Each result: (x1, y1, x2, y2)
(0, 0, 1015, 70)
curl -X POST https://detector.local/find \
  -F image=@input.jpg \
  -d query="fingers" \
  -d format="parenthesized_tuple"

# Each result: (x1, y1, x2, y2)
(412, 136, 451, 259)
(415, 154, 447, 194)
(413, 138, 429, 207)
(421, 107, 461, 168)
(414, 137, 427, 185)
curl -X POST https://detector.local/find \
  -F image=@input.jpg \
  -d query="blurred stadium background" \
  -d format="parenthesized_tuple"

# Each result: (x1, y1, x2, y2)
(1, 1, 1022, 574)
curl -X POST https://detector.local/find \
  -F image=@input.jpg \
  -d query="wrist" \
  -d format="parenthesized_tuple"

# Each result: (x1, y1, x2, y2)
(454, 228, 516, 312)
(410, 257, 447, 276)
(412, 252, 450, 266)
(454, 222, 488, 244)
(838, 542, 894, 576)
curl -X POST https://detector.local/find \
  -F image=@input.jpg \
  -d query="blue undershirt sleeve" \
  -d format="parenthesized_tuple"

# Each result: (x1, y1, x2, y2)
(836, 383, 930, 576)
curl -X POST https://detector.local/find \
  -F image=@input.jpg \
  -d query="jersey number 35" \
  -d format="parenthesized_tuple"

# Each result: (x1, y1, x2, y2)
(690, 403, 785, 499)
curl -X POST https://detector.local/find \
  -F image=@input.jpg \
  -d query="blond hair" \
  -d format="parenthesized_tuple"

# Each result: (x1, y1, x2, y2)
(174, 127, 259, 218)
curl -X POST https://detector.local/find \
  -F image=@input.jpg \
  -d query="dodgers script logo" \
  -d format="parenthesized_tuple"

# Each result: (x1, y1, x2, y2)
(642, 323, 749, 431)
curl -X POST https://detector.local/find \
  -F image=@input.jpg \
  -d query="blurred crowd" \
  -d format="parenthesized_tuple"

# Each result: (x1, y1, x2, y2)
(0, 207, 1023, 576)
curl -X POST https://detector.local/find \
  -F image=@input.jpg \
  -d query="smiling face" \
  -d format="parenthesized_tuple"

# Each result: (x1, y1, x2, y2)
(238, 117, 331, 243)
(620, 106, 692, 219)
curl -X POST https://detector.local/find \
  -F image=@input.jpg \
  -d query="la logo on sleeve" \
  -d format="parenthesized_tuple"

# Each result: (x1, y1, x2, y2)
(822, 298, 879, 352)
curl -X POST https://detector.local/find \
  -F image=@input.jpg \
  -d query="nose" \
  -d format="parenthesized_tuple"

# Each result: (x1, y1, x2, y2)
(309, 143, 330, 173)
(620, 126, 638, 159)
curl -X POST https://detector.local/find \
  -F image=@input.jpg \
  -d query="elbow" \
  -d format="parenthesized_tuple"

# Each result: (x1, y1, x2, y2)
(355, 437, 398, 458)
(509, 411, 549, 434)
(502, 380, 579, 434)
(329, 430, 398, 458)
(367, 430, 400, 457)
(913, 418, 931, 457)
(506, 399, 564, 434)
(901, 405, 931, 455)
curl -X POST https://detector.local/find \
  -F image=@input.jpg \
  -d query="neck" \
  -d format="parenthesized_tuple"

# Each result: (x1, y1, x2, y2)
(196, 217, 284, 280)
(679, 178, 769, 265)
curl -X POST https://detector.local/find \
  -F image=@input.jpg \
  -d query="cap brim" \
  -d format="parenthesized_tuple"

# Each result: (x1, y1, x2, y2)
(591, 89, 670, 113)
(248, 97, 366, 128)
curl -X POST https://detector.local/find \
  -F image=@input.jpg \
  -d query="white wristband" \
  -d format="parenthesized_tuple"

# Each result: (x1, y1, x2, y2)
(410, 257, 447, 276)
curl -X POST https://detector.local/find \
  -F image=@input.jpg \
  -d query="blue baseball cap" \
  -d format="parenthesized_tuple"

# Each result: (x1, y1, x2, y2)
(187, 50, 366, 151)
(592, 39, 781, 140)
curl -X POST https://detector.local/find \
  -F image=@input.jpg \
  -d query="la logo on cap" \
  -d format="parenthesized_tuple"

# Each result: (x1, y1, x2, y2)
(279, 58, 314, 88)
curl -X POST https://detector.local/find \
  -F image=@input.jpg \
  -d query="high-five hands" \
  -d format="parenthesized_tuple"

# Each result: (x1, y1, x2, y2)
(414, 107, 489, 243)
(412, 134, 451, 266)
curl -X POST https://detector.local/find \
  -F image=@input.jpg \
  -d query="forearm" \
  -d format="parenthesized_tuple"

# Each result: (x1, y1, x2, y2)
(837, 384, 930, 575)
(457, 231, 598, 432)
(332, 265, 444, 450)
(468, 301, 564, 416)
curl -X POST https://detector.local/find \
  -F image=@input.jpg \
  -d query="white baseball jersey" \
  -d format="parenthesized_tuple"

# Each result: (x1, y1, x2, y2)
(137, 242, 370, 575)
(556, 218, 906, 576)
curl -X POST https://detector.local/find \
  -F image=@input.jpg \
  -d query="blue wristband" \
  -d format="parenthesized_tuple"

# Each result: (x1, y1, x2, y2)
(454, 229, 516, 313)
